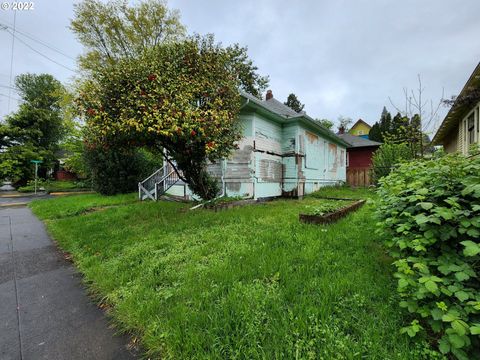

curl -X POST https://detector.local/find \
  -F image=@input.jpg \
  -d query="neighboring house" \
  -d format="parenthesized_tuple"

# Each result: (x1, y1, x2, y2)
(53, 149, 77, 181)
(348, 119, 371, 139)
(338, 133, 381, 187)
(432, 62, 480, 153)
(141, 90, 349, 201)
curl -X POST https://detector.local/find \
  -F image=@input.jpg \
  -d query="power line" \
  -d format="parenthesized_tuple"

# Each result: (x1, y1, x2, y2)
(5, 29, 76, 72)
(0, 93, 21, 102)
(0, 21, 76, 61)
(0, 84, 18, 91)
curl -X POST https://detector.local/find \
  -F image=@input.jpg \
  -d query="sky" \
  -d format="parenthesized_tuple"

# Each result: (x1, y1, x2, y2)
(0, 0, 479, 135)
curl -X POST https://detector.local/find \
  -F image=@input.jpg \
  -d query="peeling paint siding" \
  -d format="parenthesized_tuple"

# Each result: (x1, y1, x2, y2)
(252, 116, 284, 198)
(225, 182, 254, 197)
(297, 126, 347, 189)
(254, 115, 283, 154)
(282, 124, 297, 153)
(257, 153, 283, 183)
(225, 137, 254, 180)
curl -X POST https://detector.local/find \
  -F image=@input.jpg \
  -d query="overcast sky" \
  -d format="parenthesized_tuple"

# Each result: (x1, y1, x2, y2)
(1, 0, 479, 135)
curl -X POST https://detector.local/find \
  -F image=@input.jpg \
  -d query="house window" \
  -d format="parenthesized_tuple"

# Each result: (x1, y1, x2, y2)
(358, 130, 364, 135)
(468, 113, 475, 145)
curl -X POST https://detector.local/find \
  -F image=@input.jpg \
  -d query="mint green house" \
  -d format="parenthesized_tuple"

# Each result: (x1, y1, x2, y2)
(139, 90, 348, 201)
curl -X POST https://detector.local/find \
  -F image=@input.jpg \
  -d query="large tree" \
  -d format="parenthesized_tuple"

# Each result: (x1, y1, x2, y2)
(284, 93, 304, 113)
(71, 0, 269, 98)
(79, 35, 265, 199)
(70, 0, 186, 73)
(0, 74, 65, 184)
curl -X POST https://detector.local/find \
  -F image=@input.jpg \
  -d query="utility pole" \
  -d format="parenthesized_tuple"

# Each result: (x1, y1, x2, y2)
(8, 11, 17, 114)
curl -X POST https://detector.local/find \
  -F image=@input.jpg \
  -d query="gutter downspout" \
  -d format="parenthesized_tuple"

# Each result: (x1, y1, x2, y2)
(240, 98, 250, 110)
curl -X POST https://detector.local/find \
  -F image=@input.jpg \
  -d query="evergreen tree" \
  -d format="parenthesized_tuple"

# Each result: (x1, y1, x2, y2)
(369, 123, 382, 142)
(284, 93, 305, 113)
(369, 106, 391, 142)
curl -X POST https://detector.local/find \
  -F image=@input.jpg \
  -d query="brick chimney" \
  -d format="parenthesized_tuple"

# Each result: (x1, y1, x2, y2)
(338, 125, 345, 134)
(266, 89, 273, 100)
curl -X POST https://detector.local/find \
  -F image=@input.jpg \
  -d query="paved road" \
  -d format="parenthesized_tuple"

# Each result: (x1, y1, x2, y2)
(0, 199, 136, 359)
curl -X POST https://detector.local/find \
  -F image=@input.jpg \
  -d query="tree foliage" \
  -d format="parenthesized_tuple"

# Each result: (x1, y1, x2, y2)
(376, 152, 480, 359)
(371, 142, 413, 183)
(337, 116, 352, 133)
(79, 35, 262, 199)
(70, 0, 186, 73)
(284, 93, 304, 113)
(315, 118, 334, 130)
(0, 74, 65, 184)
(369, 107, 427, 157)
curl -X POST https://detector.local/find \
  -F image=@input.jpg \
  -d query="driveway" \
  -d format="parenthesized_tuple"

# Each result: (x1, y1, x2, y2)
(0, 198, 136, 359)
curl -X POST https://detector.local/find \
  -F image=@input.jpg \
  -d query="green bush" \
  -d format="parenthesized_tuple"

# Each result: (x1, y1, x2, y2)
(85, 145, 161, 195)
(371, 142, 413, 183)
(376, 154, 480, 359)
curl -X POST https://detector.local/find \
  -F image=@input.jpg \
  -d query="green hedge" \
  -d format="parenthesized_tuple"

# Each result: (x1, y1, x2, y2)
(376, 154, 480, 360)
(84, 145, 162, 195)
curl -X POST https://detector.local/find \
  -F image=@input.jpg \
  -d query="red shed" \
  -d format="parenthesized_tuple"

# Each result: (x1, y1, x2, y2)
(338, 133, 381, 187)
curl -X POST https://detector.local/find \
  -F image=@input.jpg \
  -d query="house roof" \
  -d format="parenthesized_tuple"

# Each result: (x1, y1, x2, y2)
(337, 133, 382, 148)
(263, 97, 301, 117)
(240, 91, 349, 148)
(432, 62, 480, 145)
(349, 119, 371, 131)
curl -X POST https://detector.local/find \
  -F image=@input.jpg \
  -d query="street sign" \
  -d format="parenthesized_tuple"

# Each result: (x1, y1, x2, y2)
(30, 160, 42, 194)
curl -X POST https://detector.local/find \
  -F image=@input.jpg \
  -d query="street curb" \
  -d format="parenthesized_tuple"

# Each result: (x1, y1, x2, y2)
(0, 193, 47, 198)
(0, 202, 29, 207)
(50, 191, 95, 196)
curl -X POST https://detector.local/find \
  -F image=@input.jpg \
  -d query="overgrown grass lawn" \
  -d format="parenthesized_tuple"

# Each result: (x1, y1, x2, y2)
(31, 187, 421, 359)
(18, 179, 91, 193)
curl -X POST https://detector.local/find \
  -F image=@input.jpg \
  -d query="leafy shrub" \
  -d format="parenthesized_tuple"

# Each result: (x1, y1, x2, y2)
(376, 154, 480, 359)
(372, 142, 413, 183)
(84, 145, 161, 195)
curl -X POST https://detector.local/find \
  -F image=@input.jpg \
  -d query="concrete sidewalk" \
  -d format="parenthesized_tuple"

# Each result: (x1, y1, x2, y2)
(0, 206, 136, 360)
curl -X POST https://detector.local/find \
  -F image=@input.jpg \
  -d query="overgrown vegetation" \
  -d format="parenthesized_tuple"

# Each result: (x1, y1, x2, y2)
(376, 153, 480, 359)
(371, 142, 413, 183)
(17, 180, 91, 193)
(30, 187, 440, 359)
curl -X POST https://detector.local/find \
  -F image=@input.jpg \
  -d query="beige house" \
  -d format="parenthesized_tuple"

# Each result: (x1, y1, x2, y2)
(432, 62, 480, 154)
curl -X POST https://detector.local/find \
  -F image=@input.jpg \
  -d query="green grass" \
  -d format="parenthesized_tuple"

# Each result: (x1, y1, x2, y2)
(30, 188, 434, 359)
(308, 185, 374, 199)
(30, 192, 137, 219)
(18, 180, 91, 193)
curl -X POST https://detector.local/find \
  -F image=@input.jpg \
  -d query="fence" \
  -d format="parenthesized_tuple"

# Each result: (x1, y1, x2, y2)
(347, 167, 373, 187)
